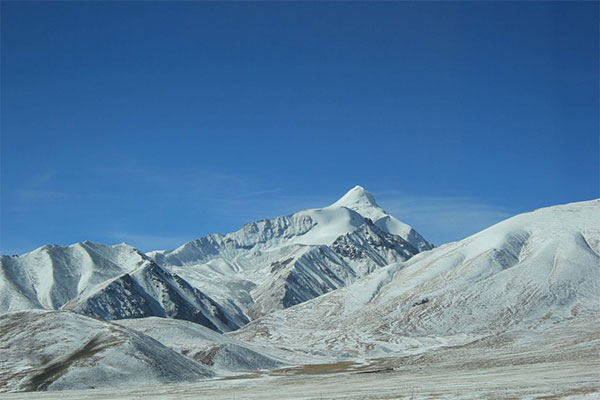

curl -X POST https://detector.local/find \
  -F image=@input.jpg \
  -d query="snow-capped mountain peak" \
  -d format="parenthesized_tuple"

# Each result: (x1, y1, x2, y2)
(329, 185, 380, 214)
(233, 199, 600, 359)
(326, 186, 431, 251)
(0, 186, 432, 332)
(326, 186, 390, 226)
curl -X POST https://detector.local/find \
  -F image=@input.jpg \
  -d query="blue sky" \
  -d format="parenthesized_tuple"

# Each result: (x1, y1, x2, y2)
(1, 1, 598, 254)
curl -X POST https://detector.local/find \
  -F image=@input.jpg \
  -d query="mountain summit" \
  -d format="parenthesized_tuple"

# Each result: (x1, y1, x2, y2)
(1, 186, 432, 328)
(330, 185, 379, 211)
(148, 186, 432, 319)
(233, 199, 600, 358)
(328, 186, 431, 251)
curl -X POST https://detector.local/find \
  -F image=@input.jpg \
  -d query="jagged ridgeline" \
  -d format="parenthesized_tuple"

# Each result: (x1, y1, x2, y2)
(1, 192, 598, 394)
(0, 186, 432, 331)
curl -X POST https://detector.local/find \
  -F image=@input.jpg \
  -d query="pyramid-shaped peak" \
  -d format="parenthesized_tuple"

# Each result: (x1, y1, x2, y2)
(330, 186, 380, 210)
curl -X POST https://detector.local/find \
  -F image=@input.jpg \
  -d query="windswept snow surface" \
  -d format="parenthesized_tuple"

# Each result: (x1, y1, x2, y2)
(116, 317, 286, 374)
(233, 199, 600, 359)
(2, 322, 598, 398)
(0, 310, 214, 392)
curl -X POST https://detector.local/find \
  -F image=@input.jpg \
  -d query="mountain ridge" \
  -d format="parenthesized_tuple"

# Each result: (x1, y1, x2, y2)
(231, 198, 600, 358)
(1, 196, 597, 393)
(0, 186, 432, 330)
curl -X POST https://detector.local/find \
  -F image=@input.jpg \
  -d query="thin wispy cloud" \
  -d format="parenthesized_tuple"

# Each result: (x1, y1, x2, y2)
(91, 163, 514, 244)
(216, 193, 335, 222)
(96, 162, 334, 224)
(110, 231, 196, 252)
(14, 171, 66, 203)
(97, 165, 253, 194)
(4, 165, 514, 252)
(374, 190, 513, 245)
(8, 170, 125, 213)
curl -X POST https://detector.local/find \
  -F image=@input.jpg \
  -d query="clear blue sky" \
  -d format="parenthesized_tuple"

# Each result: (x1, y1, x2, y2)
(1, 1, 598, 254)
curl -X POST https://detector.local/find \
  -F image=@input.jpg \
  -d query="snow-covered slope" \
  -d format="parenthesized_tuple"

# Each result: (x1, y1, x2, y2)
(246, 221, 421, 319)
(232, 199, 600, 359)
(116, 317, 285, 374)
(64, 262, 247, 332)
(2, 196, 598, 395)
(150, 186, 430, 266)
(0, 186, 431, 329)
(0, 310, 214, 392)
(0, 243, 246, 332)
(328, 186, 430, 252)
(0, 242, 147, 313)
(150, 186, 432, 319)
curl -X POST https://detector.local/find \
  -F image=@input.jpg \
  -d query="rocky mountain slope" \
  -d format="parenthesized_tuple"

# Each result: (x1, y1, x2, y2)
(0, 242, 147, 312)
(63, 261, 245, 332)
(1, 196, 598, 394)
(0, 310, 214, 392)
(0, 243, 246, 332)
(150, 186, 432, 320)
(232, 199, 600, 359)
(0, 186, 432, 329)
(116, 317, 286, 374)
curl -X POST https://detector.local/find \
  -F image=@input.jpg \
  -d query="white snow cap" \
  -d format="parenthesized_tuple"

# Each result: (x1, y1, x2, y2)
(327, 186, 433, 252)
(330, 185, 380, 211)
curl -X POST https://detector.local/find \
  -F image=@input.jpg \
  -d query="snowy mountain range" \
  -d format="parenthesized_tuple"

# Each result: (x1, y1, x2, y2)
(232, 199, 600, 359)
(1, 188, 598, 393)
(0, 186, 431, 330)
